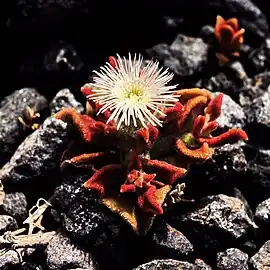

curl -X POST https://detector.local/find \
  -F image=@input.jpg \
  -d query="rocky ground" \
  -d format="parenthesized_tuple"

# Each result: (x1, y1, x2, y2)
(1, 0, 270, 269)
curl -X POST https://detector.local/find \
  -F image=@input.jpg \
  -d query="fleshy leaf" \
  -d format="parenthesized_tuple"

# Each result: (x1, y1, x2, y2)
(201, 121, 219, 136)
(102, 196, 155, 235)
(56, 108, 94, 143)
(136, 125, 159, 154)
(175, 139, 214, 161)
(192, 115, 206, 138)
(198, 128, 248, 147)
(177, 96, 208, 129)
(83, 164, 125, 195)
(61, 152, 117, 170)
(109, 56, 118, 69)
(205, 93, 223, 121)
(176, 88, 213, 103)
(137, 185, 171, 215)
(143, 159, 187, 185)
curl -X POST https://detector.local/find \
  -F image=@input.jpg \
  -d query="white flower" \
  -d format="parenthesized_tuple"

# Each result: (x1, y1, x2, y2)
(86, 53, 178, 130)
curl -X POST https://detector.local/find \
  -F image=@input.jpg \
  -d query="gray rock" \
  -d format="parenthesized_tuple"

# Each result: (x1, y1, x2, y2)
(196, 73, 237, 96)
(214, 141, 247, 174)
(0, 249, 21, 268)
(0, 88, 48, 166)
(239, 72, 270, 107)
(0, 117, 68, 190)
(249, 38, 270, 74)
(177, 195, 257, 250)
(49, 88, 84, 115)
(255, 198, 270, 224)
(151, 222, 194, 259)
(250, 240, 270, 269)
(0, 215, 18, 234)
(1, 192, 28, 221)
(215, 92, 246, 129)
(147, 34, 208, 78)
(132, 259, 211, 270)
(216, 248, 249, 270)
(46, 231, 97, 269)
(53, 174, 121, 245)
(0, 248, 36, 269)
(245, 86, 270, 127)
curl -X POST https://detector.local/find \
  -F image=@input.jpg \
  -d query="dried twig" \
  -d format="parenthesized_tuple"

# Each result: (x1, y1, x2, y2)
(0, 198, 54, 258)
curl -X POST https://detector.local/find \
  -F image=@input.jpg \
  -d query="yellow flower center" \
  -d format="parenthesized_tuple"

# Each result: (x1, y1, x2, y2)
(123, 83, 144, 103)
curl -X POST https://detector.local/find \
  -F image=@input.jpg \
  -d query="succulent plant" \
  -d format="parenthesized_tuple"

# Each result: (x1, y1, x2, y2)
(56, 54, 248, 235)
(214, 15, 245, 64)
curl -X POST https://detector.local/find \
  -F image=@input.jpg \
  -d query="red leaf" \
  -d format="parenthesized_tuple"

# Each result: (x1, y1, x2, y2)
(143, 159, 187, 185)
(83, 164, 125, 196)
(201, 121, 219, 136)
(198, 128, 248, 147)
(192, 115, 206, 138)
(109, 56, 118, 69)
(120, 184, 137, 193)
(136, 125, 159, 153)
(205, 93, 223, 121)
(137, 186, 163, 215)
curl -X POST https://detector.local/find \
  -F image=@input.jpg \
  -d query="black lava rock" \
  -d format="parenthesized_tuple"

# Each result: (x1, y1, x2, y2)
(21, 263, 43, 270)
(0, 88, 48, 167)
(53, 174, 122, 246)
(249, 38, 270, 74)
(241, 147, 270, 208)
(216, 248, 249, 270)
